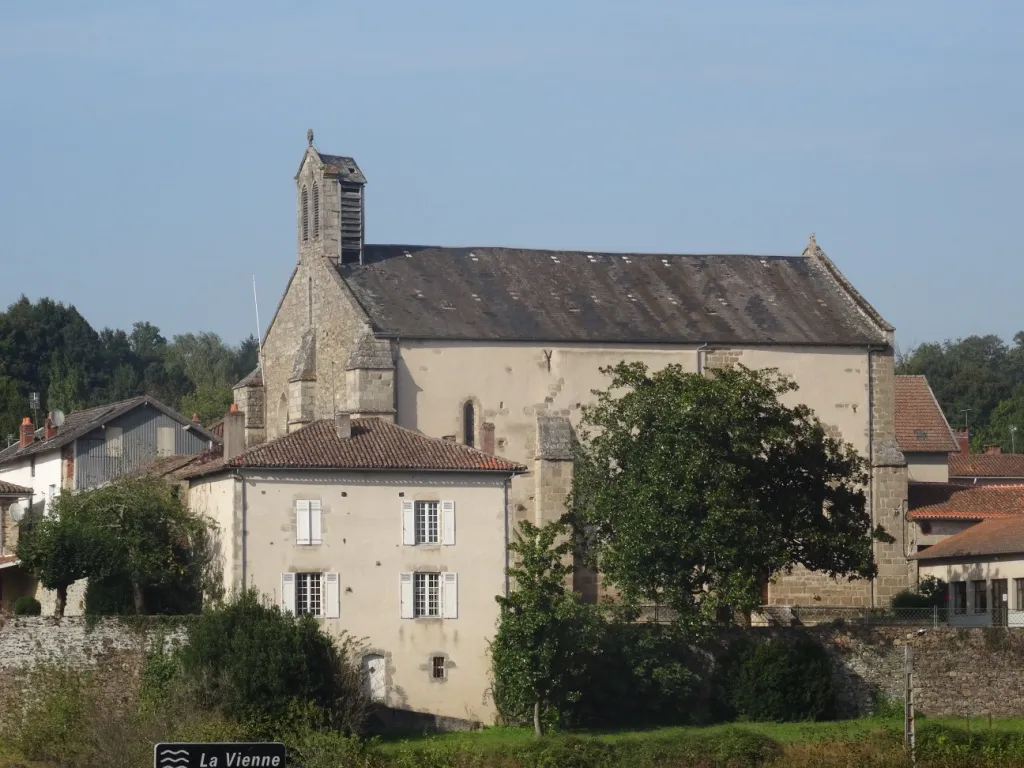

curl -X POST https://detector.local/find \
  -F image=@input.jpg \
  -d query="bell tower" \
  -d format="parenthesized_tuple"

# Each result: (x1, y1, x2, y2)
(294, 129, 367, 266)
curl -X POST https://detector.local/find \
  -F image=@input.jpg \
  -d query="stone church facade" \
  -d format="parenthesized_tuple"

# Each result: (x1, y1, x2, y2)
(234, 132, 912, 608)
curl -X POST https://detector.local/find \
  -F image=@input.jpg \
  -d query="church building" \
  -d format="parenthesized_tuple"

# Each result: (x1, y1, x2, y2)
(233, 131, 912, 610)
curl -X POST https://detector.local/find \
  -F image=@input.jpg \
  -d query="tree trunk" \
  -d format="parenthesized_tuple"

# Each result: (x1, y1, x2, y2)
(533, 698, 543, 738)
(132, 578, 146, 614)
(55, 584, 67, 618)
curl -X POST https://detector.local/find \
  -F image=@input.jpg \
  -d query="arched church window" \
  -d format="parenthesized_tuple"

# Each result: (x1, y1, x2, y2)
(463, 401, 476, 447)
(301, 185, 309, 242)
(312, 183, 320, 239)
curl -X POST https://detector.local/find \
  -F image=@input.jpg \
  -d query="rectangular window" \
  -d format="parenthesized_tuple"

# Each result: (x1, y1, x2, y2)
(296, 572, 323, 617)
(1016, 579, 1024, 611)
(415, 501, 439, 545)
(157, 426, 176, 457)
(432, 656, 446, 679)
(973, 580, 988, 613)
(106, 426, 124, 458)
(952, 581, 967, 615)
(413, 572, 440, 618)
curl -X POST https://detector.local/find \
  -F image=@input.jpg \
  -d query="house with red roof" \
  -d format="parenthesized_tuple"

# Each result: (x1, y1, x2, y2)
(913, 516, 1024, 627)
(183, 406, 526, 726)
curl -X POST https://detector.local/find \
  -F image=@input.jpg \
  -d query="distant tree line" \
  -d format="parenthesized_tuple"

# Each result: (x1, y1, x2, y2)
(898, 333, 1024, 452)
(0, 296, 258, 443)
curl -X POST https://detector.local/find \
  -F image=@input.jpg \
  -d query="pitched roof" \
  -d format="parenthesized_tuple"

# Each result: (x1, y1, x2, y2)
(0, 481, 31, 496)
(908, 482, 1024, 520)
(339, 245, 889, 346)
(894, 375, 958, 453)
(184, 418, 526, 479)
(317, 153, 366, 184)
(949, 453, 1024, 479)
(911, 516, 1024, 560)
(0, 396, 220, 468)
(234, 366, 263, 388)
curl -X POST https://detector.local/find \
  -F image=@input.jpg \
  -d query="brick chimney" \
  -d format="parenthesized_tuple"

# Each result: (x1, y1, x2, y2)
(223, 403, 246, 460)
(335, 412, 351, 440)
(44, 416, 58, 441)
(956, 429, 970, 455)
(18, 417, 34, 448)
(985, 444, 1003, 455)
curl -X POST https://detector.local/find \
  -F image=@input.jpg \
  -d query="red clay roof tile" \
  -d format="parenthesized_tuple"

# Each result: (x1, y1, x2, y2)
(948, 453, 1024, 479)
(895, 376, 958, 454)
(908, 482, 1024, 520)
(184, 418, 526, 479)
(0, 481, 31, 496)
(911, 516, 1024, 560)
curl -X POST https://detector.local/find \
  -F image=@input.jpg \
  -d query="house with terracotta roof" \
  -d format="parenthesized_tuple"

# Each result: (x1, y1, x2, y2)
(183, 407, 525, 725)
(949, 443, 1024, 486)
(912, 516, 1024, 627)
(226, 132, 916, 611)
(894, 375, 958, 484)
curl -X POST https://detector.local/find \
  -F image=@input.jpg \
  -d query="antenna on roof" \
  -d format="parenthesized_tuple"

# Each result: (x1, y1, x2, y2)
(28, 392, 40, 429)
(253, 275, 265, 377)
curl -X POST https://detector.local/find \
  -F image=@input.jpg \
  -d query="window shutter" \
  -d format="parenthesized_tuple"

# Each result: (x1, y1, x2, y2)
(442, 500, 455, 546)
(400, 573, 414, 619)
(310, 500, 323, 545)
(281, 573, 296, 614)
(443, 572, 458, 619)
(296, 500, 311, 545)
(324, 572, 340, 618)
(402, 501, 415, 546)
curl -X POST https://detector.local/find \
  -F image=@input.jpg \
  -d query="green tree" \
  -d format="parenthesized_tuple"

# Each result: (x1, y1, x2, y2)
(491, 520, 598, 736)
(46, 355, 85, 413)
(0, 374, 24, 448)
(570, 363, 887, 632)
(16, 501, 105, 617)
(70, 477, 214, 614)
(179, 384, 233, 426)
(171, 588, 368, 734)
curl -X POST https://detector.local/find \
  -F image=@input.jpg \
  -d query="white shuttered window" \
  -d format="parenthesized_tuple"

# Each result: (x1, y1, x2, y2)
(295, 500, 322, 546)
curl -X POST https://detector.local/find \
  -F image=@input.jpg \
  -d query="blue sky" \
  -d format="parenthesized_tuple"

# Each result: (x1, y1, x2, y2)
(1, 1, 1020, 349)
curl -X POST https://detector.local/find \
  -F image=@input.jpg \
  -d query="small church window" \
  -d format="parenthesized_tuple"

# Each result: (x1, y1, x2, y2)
(301, 185, 309, 242)
(463, 401, 476, 447)
(312, 183, 320, 239)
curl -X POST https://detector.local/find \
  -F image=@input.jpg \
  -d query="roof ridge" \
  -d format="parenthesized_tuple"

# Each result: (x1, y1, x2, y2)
(364, 243, 808, 260)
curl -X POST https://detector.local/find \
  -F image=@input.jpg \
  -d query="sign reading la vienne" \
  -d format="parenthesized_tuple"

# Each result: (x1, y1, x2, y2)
(155, 743, 286, 768)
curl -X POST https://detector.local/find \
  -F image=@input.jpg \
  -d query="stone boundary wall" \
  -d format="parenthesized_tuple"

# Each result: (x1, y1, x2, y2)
(0, 617, 186, 670)
(0, 618, 1021, 723)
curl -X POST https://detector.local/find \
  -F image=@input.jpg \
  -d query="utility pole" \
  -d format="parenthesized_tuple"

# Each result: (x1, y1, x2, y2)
(1011, 426, 1018, 454)
(905, 646, 916, 766)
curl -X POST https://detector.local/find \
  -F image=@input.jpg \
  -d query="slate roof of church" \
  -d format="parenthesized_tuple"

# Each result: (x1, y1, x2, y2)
(338, 245, 888, 346)
(183, 418, 526, 479)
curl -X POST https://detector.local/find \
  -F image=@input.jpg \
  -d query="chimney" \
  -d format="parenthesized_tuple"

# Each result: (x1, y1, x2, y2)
(335, 412, 351, 440)
(44, 417, 58, 441)
(956, 429, 970, 455)
(192, 414, 201, 423)
(223, 403, 246, 460)
(985, 444, 1002, 455)
(18, 417, 33, 448)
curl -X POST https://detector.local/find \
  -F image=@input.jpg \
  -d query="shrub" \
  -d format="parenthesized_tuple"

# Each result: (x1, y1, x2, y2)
(13, 595, 41, 615)
(719, 633, 836, 722)
(173, 587, 368, 735)
(892, 576, 947, 611)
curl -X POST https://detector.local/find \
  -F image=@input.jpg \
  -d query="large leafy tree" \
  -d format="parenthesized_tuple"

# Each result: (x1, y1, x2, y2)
(569, 362, 887, 631)
(491, 520, 599, 736)
(18, 477, 215, 616)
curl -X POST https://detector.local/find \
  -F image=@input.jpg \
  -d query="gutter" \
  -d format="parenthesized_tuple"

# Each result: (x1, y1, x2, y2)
(504, 477, 511, 599)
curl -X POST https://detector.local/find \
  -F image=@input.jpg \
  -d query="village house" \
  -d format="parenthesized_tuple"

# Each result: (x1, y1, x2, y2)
(183, 406, 525, 724)
(912, 516, 1024, 627)
(0, 395, 219, 615)
(228, 131, 913, 611)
